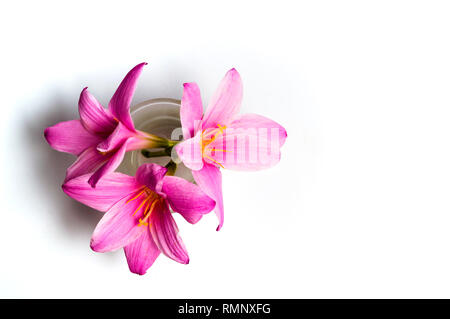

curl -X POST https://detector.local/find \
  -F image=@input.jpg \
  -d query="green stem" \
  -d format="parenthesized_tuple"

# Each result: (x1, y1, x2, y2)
(167, 139, 180, 147)
(165, 160, 177, 176)
(141, 138, 180, 159)
(141, 148, 171, 158)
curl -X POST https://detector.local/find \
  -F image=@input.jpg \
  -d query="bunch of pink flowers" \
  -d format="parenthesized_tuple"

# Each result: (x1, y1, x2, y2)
(44, 63, 287, 275)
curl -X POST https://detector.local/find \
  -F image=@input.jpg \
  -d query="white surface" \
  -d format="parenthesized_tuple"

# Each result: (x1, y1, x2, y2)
(1, 0, 450, 298)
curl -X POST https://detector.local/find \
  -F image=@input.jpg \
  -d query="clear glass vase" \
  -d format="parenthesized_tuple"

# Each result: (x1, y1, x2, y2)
(117, 98, 194, 182)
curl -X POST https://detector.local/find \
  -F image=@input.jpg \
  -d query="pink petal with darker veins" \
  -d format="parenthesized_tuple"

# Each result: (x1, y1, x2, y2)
(180, 82, 203, 139)
(192, 163, 224, 231)
(150, 201, 189, 264)
(62, 172, 141, 212)
(96, 122, 134, 153)
(230, 113, 287, 147)
(65, 146, 110, 182)
(162, 175, 215, 224)
(88, 139, 130, 188)
(90, 193, 147, 253)
(202, 68, 243, 129)
(78, 87, 117, 136)
(108, 63, 147, 132)
(44, 120, 103, 156)
(135, 163, 168, 192)
(206, 125, 283, 171)
(124, 228, 160, 275)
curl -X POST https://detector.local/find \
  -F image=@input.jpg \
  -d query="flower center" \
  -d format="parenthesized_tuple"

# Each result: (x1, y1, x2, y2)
(126, 187, 162, 227)
(200, 124, 229, 168)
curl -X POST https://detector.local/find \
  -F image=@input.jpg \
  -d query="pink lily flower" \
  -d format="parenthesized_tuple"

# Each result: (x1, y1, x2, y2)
(62, 163, 216, 275)
(175, 69, 287, 230)
(44, 63, 169, 187)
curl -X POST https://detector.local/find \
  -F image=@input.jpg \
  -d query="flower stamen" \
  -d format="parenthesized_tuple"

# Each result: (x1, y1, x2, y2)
(132, 196, 150, 216)
(126, 186, 147, 203)
(200, 124, 229, 168)
(209, 149, 229, 152)
(204, 154, 225, 168)
(138, 199, 160, 227)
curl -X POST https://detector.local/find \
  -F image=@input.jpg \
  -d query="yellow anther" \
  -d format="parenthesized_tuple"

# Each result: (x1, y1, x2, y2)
(217, 124, 227, 133)
(138, 219, 149, 227)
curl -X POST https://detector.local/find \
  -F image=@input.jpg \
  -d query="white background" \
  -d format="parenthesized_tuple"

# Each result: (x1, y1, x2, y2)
(1, 0, 450, 298)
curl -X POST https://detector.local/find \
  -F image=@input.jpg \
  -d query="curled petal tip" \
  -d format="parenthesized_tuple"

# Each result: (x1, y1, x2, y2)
(89, 240, 97, 252)
(130, 268, 147, 276)
(43, 127, 49, 140)
(87, 176, 98, 189)
(90, 238, 105, 253)
(80, 87, 90, 97)
(183, 82, 195, 88)
(130, 62, 147, 72)
(227, 68, 241, 79)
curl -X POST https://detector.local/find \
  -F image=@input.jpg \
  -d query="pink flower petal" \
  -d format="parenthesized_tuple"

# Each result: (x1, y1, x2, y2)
(150, 201, 189, 264)
(96, 122, 134, 153)
(202, 68, 243, 129)
(65, 146, 110, 182)
(62, 172, 141, 212)
(174, 132, 204, 171)
(192, 163, 224, 231)
(88, 139, 130, 188)
(180, 82, 203, 139)
(124, 131, 163, 151)
(44, 120, 103, 156)
(206, 124, 283, 171)
(136, 163, 167, 192)
(205, 130, 282, 171)
(162, 176, 215, 224)
(124, 228, 160, 275)
(90, 193, 147, 253)
(230, 113, 287, 147)
(78, 87, 117, 135)
(108, 63, 147, 132)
